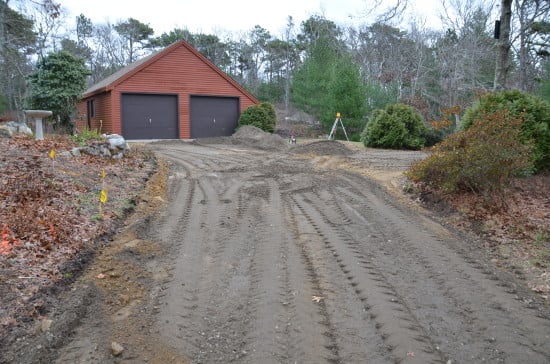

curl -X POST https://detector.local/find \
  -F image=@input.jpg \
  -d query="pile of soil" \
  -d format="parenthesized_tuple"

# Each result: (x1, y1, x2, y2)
(232, 125, 289, 151)
(192, 126, 289, 151)
(291, 140, 355, 156)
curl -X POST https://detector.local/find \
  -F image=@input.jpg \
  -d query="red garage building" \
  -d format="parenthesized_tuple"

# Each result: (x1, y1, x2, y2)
(76, 39, 259, 139)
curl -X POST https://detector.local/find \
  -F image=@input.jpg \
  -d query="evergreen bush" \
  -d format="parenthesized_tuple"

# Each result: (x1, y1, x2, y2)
(406, 110, 533, 195)
(361, 103, 428, 150)
(460, 90, 550, 172)
(26, 51, 90, 132)
(238, 102, 277, 133)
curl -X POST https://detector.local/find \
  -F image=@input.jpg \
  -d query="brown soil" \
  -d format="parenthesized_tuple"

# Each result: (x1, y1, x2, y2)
(1, 131, 549, 364)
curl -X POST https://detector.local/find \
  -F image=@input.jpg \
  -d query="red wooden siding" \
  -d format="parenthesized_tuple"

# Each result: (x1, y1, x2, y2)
(94, 92, 113, 133)
(77, 40, 258, 139)
(75, 91, 113, 133)
(75, 101, 87, 129)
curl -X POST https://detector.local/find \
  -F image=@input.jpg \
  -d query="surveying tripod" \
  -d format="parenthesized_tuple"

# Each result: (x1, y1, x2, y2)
(328, 112, 349, 141)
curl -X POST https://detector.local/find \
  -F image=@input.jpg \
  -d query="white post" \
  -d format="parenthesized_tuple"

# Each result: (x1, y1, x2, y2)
(35, 117, 44, 140)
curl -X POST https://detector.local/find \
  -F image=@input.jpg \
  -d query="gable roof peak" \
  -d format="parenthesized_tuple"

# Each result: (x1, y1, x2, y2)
(81, 39, 258, 104)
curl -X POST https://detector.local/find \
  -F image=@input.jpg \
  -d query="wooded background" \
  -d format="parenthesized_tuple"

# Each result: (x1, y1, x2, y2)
(1, 0, 549, 138)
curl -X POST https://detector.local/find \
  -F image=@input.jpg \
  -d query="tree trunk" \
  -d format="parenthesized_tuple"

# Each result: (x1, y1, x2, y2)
(517, 0, 528, 91)
(494, 0, 513, 91)
(284, 57, 291, 112)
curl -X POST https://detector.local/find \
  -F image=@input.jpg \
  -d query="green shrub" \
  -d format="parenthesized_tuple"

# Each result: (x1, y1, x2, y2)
(238, 102, 276, 133)
(460, 90, 550, 172)
(406, 110, 533, 195)
(70, 127, 103, 146)
(361, 103, 428, 150)
(422, 128, 445, 147)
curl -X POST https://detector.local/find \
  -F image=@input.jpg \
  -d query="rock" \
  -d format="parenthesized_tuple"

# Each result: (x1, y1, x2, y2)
(75, 137, 130, 159)
(111, 341, 124, 356)
(6, 121, 33, 135)
(105, 134, 129, 150)
(100, 145, 111, 157)
(79, 146, 99, 156)
(41, 319, 53, 332)
(0, 125, 12, 138)
(71, 147, 81, 157)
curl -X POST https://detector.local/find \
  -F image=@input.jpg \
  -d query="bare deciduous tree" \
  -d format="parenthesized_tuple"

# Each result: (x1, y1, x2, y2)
(514, 0, 550, 91)
(356, 0, 409, 24)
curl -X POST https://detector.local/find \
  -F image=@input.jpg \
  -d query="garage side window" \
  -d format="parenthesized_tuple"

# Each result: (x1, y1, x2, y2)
(87, 99, 95, 118)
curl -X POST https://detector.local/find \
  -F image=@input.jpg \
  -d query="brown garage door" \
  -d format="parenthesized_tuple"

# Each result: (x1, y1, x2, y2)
(121, 93, 179, 139)
(190, 96, 240, 138)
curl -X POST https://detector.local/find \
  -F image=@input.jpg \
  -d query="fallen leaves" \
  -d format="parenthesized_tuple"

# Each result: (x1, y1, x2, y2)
(0, 224, 20, 255)
(419, 173, 550, 301)
(0, 134, 156, 340)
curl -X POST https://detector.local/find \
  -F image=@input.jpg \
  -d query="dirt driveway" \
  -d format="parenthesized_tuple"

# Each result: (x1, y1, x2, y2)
(8, 133, 550, 363)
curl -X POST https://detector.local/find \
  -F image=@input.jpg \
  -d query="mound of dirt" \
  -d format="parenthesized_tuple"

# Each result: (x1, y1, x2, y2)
(291, 140, 355, 156)
(232, 125, 289, 151)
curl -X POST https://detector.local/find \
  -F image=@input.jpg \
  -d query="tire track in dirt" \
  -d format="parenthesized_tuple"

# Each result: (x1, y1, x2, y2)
(290, 190, 444, 363)
(236, 178, 288, 363)
(285, 200, 341, 363)
(153, 144, 256, 171)
(279, 202, 337, 363)
(330, 185, 479, 358)
(188, 178, 286, 363)
(334, 174, 550, 363)
(152, 153, 278, 362)
(155, 149, 346, 363)
(156, 159, 259, 362)
(184, 185, 250, 363)
(145, 142, 549, 364)
(152, 158, 206, 357)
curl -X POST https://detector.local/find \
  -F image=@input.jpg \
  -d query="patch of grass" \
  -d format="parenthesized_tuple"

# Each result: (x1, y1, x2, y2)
(91, 213, 104, 221)
(402, 180, 417, 194)
(534, 230, 549, 246)
(75, 191, 99, 213)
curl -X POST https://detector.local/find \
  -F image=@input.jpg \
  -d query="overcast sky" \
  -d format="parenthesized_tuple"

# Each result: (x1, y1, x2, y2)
(58, 0, 445, 37)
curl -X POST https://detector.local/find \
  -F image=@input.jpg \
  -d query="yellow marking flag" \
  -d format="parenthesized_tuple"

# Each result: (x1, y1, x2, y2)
(49, 150, 55, 159)
(101, 169, 106, 179)
(100, 189, 107, 204)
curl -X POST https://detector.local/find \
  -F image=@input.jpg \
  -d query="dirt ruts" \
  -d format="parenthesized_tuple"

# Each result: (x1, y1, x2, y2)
(146, 141, 549, 363)
(12, 136, 549, 364)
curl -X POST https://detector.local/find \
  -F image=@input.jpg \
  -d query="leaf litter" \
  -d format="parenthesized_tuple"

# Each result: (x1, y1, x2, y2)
(0, 135, 155, 343)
